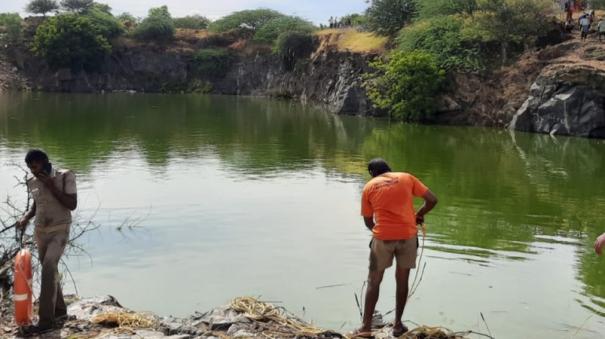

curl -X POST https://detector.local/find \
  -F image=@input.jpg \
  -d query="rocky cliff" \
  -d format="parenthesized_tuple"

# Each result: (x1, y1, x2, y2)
(509, 41, 605, 138)
(13, 41, 378, 116)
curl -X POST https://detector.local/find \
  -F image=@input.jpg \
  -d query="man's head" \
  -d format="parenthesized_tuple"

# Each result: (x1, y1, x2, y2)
(25, 149, 50, 175)
(368, 158, 392, 177)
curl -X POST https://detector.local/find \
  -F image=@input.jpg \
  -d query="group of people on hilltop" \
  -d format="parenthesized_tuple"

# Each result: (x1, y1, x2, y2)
(564, 1, 605, 41)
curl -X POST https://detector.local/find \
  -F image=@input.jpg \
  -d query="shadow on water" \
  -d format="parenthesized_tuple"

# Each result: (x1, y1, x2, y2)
(1, 92, 605, 325)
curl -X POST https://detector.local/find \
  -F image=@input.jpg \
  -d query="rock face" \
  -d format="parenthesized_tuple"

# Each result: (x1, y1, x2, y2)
(510, 64, 605, 138)
(17, 47, 378, 116)
(214, 51, 378, 116)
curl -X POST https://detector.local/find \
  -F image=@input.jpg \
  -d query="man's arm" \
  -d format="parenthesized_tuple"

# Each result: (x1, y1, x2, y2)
(416, 190, 438, 225)
(17, 201, 36, 230)
(35, 172, 77, 211)
(595, 233, 605, 255)
(363, 216, 375, 232)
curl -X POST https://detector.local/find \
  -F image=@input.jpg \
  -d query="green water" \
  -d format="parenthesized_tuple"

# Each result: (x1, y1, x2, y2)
(1, 93, 604, 338)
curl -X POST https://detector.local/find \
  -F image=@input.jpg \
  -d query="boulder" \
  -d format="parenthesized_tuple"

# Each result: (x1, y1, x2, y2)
(509, 64, 605, 138)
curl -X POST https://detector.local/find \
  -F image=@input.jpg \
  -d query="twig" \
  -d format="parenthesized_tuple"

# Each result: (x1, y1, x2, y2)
(480, 312, 494, 339)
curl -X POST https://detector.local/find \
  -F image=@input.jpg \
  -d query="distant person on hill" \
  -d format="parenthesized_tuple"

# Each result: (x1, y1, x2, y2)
(580, 14, 591, 40)
(352, 159, 438, 338)
(598, 18, 605, 41)
(565, 0, 573, 23)
(595, 233, 605, 255)
(16, 149, 78, 336)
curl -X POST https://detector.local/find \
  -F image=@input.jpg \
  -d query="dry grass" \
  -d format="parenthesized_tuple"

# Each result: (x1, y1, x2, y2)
(316, 28, 387, 54)
(175, 28, 211, 43)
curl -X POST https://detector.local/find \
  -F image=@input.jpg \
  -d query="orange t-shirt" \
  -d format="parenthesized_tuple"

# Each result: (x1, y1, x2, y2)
(361, 172, 429, 240)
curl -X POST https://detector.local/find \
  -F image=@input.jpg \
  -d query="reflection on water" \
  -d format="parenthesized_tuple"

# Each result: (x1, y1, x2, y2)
(1, 93, 605, 338)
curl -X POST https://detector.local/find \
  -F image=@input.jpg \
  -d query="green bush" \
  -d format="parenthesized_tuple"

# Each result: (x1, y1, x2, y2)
(366, 0, 416, 36)
(32, 14, 111, 70)
(208, 9, 284, 33)
(365, 51, 445, 121)
(174, 15, 210, 29)
(134, 6, 175, 42)
(253, 16, 315, 44)
(397, 16, 483, 71)
(464, 0, 554, 64)
(192, 48, 234, 77)
(0, 13, 22, 44)
(274, 31, 316, 71)
(417, 0, 477, 18)
(116, 12, 137, 30)
(84, 6, 123, 39)
(26, 0, 59, 16)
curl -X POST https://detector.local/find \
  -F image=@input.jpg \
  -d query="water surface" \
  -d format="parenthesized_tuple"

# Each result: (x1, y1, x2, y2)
(1, 93, 604, 338)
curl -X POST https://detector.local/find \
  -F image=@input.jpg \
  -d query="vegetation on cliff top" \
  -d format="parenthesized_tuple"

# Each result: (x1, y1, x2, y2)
(0, 0, 580, 119)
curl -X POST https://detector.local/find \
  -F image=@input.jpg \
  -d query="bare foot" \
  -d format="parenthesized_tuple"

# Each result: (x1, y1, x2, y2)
(392, 322, 409, 337)
(349, 327, 374, 338)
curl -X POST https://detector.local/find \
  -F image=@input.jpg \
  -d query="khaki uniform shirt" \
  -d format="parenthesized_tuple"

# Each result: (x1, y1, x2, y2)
(27, 168, 77, 228)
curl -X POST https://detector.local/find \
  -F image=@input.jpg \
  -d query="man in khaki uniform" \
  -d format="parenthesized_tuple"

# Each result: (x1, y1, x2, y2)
(17, 149, 77, 335)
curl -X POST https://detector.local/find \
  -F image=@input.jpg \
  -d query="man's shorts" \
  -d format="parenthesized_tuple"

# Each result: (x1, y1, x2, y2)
(369, 238, 418, 271)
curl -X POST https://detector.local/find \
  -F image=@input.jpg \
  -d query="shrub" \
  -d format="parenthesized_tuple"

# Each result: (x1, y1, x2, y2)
(32, 14, 111, 70)
(364, 51, 445, 121)
(337, 13, 368, 28)
(134, 6, 175, 42)
(116, 12, 137, 30)
(464, 0, 554, 64)
(26, 0, 59, 16)
(274, 31, 316, 71)
(192, 48, 234, 77)
(417, 0, 477, 18)
(174, 15, 210, 29)
(253, 16, 315, 44)
(397, 16, 483, 71)
(0, 13, 22, 45)
(366, 0, 416, 36)
(208, 9, 284, 33)
(60, 0, 93, 13)
(84, 6, 123, 39)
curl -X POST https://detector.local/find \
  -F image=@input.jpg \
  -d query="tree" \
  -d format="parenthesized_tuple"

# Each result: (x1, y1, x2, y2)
(192, 48, 234, 77)
(32, 14, 112, 70)
(174, 15, 211, 29)
(133, 5, 175, 42)
(365, 51, 445, 121)
(366, 0, 416, 36)
(418, 0, 478, 18)
(60, 0, 94, 13)
(26, 0, 59, 16)
(466, 0, 553, 64)
(208, 9, 284, 33)
(117, 12, 138, 30)
(253, 16, 315, 43)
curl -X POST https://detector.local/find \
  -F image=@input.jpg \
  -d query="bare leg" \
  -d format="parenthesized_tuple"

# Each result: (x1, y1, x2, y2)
(394, 265, 411, 334)
(358, 269, 385, 332)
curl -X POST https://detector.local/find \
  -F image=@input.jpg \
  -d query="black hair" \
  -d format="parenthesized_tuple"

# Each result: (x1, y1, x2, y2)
(25, 149, 49, 165)
(368, 158, 391, 177)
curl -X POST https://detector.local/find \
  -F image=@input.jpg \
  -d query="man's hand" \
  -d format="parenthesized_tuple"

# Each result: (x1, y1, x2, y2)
(416, 214, 425, 225)
(16, 216, 29, 231)
(595, 233, 605, 256)
(34, 171, 54, 188)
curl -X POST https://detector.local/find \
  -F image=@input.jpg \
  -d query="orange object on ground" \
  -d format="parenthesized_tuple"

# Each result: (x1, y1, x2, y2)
(361, 172, 429, 241)
(14, 248, 33, 326)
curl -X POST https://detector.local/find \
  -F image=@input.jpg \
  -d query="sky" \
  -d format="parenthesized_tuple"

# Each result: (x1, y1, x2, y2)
(2, 0, 368, 25)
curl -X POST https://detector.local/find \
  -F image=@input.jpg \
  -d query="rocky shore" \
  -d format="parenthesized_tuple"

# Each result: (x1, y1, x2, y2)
(0, 295, 472, 339)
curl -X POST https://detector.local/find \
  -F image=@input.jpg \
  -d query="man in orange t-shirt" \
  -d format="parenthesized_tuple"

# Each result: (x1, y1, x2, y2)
(353, 158, 438, 338)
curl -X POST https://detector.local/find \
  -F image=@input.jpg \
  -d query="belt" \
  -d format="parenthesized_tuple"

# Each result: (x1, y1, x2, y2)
(35, 223, 70, 234)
